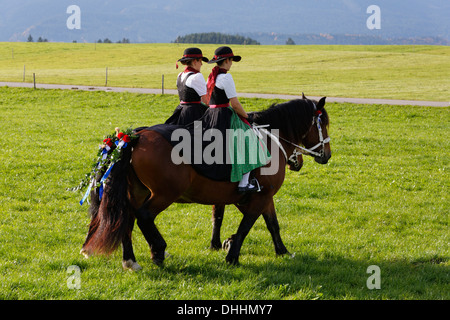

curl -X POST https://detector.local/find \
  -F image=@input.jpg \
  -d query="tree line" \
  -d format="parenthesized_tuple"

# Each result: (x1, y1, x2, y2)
(97, 38, 130, 43)
(26, 35, 131, 43)
(27, 35, 48, 42)
(173, 32, 260, 45)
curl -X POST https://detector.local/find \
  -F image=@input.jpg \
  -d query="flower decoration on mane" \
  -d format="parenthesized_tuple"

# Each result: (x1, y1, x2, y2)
(122, 135, 131, 143)
(72, 127, 138, 205)
(102, 138, 114, 149)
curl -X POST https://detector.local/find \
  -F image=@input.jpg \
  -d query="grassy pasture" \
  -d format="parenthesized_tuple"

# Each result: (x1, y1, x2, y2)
(0, 87, 448, 300)
(0, 43, 449, 101)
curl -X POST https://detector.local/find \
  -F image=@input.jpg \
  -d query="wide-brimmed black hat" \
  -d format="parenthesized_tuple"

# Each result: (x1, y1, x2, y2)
(177, 47, 209, 63)
(208, 46, 241, 64)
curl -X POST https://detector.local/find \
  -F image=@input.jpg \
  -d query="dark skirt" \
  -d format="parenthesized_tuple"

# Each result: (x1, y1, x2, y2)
(165, 103, 208, 126)
(186, 106, 233, 181)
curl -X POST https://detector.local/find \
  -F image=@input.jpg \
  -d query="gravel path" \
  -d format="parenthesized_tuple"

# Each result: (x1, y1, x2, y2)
(1, 81, 448, 107)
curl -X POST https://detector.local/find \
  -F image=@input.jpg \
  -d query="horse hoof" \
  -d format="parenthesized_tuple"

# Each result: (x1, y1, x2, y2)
(222, 239, 232, 252)
(225, 255, 239, 266)
(151, 253, 166, 266)
(210, 241, 222, 250)
(122, 259, 142, 271)
(152, 258, 164, 267)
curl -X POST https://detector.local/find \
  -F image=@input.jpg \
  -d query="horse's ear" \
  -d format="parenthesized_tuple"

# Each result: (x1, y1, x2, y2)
(301, 92, 306, 99)
(317, 97, 326, 109)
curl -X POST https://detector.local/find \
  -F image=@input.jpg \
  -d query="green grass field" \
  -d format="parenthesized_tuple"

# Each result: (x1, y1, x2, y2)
(0, 87, 448, 300)
(1, 43, 449, 101)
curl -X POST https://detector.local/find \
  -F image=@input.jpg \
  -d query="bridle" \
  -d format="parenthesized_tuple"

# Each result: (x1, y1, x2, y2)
(253, 102, 330, 166)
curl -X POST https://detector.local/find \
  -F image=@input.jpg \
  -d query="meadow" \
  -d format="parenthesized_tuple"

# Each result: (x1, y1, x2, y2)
(0, 43, 449, 101)
(0, 87, 448, 300)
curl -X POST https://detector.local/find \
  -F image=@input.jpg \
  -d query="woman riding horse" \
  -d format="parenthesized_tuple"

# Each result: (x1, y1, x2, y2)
(204, 46, 270, 193)
(165, 47, 209, 125)
(80, 95, 331, 268)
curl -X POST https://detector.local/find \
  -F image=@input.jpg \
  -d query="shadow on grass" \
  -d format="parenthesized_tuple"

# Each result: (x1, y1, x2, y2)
(145, 250, 448, 300)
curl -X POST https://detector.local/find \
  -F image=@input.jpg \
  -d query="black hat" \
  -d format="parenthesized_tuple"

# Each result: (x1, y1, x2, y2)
(208, 46, 241, 64)
(177, 47, 209, 64)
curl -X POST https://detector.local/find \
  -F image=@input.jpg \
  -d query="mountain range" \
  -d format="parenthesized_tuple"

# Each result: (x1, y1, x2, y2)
(0, 0, 448, 44)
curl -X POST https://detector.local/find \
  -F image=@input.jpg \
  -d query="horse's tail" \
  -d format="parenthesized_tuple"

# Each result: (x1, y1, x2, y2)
(83, 142, 135, 255)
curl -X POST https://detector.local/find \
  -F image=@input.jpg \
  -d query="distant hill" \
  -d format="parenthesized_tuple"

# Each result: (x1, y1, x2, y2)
(173, 33, 260, 45)
(243, 32, 450, 46)
(0, 0, 448, 44)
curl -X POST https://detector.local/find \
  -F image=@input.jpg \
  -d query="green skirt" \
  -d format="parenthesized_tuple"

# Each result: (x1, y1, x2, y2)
(228, 107, 271, 182)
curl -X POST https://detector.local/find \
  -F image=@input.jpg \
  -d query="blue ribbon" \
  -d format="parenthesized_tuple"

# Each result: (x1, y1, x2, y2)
(79, 181, 93, 205)
(98, 163, 114, 201)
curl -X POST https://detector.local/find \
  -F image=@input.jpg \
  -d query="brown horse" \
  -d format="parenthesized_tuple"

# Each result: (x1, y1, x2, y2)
(81, 96, 331, 268)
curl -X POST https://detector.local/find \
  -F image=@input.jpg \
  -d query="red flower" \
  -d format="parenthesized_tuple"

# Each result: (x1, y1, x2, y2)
(103, 138, 114, 148)
(122, 135, 131, 143)
(117, 132, 124, 139)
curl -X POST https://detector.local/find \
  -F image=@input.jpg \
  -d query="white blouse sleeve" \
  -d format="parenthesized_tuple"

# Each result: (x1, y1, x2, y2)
(186, 73, 207, 97)
(216, 73, 238, 99)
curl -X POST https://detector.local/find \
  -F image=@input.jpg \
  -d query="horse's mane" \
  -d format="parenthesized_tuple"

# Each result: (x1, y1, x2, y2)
(252, 99, 328, 142)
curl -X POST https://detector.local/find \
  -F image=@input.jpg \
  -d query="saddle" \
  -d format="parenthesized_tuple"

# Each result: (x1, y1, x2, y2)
(134, 124, 232, 182)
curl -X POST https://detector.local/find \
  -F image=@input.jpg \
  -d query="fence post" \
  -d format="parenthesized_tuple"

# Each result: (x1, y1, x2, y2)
(33, 73, 36, 89)
(105, 67, 108, 86)
(23, 65, 26, 82)
(162, 74, 164, 95)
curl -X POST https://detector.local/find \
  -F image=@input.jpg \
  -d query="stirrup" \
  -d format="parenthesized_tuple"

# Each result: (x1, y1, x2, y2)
(250, 178, 262, 192)
(238, 178, 262, 194)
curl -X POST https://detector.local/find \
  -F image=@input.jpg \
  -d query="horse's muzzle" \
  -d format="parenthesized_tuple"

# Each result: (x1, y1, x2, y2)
(314, 152, 331, 164)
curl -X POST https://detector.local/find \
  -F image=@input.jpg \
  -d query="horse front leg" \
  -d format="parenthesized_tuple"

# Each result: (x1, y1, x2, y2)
(262, 200, 290, 256)
(225, 212, 260, 265)
(210, 204, 225, 250)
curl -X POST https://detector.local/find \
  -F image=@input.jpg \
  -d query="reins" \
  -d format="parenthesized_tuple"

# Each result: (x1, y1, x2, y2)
(253, 105, 330, 164)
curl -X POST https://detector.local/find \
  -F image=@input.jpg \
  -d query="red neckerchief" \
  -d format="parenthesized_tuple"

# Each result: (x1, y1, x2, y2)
(206, 66, 227, 103)
(184, 66, 200, 74)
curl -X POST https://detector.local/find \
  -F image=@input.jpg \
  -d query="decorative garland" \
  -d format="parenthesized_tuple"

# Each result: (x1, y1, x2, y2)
(72, 127, 138, 205)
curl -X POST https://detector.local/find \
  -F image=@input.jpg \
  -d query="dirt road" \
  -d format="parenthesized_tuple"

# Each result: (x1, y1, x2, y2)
(1, 81, 448, 107)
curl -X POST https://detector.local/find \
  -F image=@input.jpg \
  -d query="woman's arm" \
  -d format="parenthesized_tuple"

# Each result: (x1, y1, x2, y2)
(229, 97, 248, 119)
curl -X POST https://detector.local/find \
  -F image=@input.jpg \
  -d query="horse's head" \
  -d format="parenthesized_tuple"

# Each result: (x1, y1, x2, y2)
(301, 95, 331, 165)
(252, 95, 331, 166)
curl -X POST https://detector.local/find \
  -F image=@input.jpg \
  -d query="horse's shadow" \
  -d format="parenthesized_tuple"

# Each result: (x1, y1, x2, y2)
(134, 250, 448, 299)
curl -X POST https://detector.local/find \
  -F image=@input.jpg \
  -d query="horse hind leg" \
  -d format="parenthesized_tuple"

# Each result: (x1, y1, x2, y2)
(122, 234, 142, 271)
(222, 234, 235, 252)
(135, 194, 179, 266)
(137, 216, 167, 266)
(121, 214, 142, 271)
